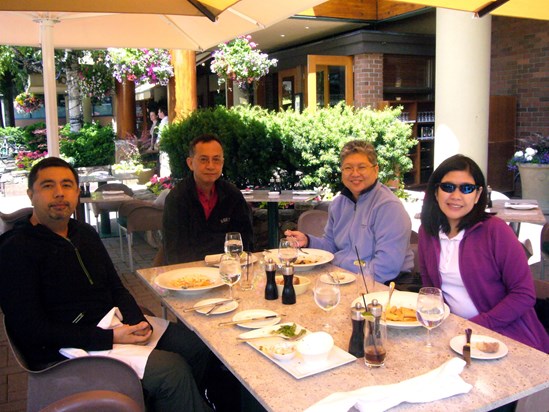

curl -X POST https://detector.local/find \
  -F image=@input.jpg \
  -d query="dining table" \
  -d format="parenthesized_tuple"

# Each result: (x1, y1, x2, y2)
(241, 190, 319, 248)
(79, 191, 133, 235)
(136, 254, 549, 412)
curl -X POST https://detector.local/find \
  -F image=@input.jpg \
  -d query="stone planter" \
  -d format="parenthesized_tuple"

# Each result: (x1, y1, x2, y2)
(518, 163, 549, 213)
(136, 168, 155, 185)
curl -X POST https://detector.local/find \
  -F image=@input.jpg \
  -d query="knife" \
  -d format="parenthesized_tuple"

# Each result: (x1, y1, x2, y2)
(205, 299, 238, 316)
(463, 328, 472, 366)
(218, 314, 280, 327)
(183, 298, 237, 313)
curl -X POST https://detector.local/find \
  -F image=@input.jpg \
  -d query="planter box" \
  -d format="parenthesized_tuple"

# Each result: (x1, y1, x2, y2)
(518, 163, 549, 213)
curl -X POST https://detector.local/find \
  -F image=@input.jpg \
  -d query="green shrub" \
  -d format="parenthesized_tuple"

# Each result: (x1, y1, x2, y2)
(0, 126, 27, 149)
(162, 103, 416, 192)
(59, 122, 115, 167)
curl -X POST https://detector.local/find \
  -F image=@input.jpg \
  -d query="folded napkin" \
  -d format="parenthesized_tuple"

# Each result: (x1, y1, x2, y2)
(205, 253, 222, 265)
(60, 307, 169, 379)
(305, 358, 472, 412)
(504, 202, 537, 209)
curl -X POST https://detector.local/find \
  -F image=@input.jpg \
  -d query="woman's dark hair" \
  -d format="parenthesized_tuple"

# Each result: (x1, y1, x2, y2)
(28, 157, 79, 190)
(421, 154, 488, 236)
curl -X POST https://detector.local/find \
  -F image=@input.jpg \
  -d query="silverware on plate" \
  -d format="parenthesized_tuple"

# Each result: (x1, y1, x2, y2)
(183, 298, 237, 313)
(219, 314, 282, 327)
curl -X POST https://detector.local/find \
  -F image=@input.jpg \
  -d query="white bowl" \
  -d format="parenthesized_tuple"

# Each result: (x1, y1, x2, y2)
(297, 332, 334, 363)
(275, 275, 311, 296)
(271, 342, 297, 362)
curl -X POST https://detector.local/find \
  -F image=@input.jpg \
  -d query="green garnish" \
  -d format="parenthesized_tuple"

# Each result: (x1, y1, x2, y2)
(361, 311, 375, 322)
(272, 323, 298, 337)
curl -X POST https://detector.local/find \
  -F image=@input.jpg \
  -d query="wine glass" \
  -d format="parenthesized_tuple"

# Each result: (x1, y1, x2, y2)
(416, 287, 445, 348)
(224, 232, 243, 258)
(313, 277, 341, 331)
(218, 254, 241, 299)
(278, 237, 298, 266)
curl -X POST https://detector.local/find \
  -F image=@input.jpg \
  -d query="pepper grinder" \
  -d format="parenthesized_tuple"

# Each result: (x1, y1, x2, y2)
(364, 298, 387, 367)
(281, 263, 296, 305)
(349, 302, 365, 357)
(264, 258, 278, 300)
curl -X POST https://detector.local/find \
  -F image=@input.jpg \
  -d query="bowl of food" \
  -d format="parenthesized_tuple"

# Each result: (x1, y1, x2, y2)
(296, 331, 334, 363)
(270, 342, 297, 361)
(275, 275, 310, 296)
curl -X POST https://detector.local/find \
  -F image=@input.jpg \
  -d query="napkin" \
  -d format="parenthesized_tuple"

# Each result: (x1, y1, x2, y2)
(205, 253, 222, 265)
(60, 307, 169, 379)
(504, 202, 537, 209)
(305, 358, 472, 412)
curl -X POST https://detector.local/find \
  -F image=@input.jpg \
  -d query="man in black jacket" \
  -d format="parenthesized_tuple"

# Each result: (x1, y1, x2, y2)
(0, 157, 211, 412)
(163, 134, 254, 264)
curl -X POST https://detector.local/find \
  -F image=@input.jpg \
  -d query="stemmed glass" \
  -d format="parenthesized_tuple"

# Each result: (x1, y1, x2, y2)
(218, 254, 241, 300)
(224, 232, 243, 258)
(416, 287, 445, 348)
(313, 277, 341, 331)
(278, 237, 298, 266)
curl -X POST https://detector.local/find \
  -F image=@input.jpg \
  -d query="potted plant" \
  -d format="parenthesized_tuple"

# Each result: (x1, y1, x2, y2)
(106, 48, 173, 86)
(14, 91, 43, 114)
(508, 133, 549, 212)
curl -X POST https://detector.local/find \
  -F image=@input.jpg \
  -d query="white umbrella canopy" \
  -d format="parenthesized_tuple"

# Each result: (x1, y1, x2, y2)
(0, 0, 328, 155)
(392, 0, 549, 21)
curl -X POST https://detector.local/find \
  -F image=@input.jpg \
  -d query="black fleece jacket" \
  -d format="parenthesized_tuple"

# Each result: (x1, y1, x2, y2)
(0, 217, 146, 369)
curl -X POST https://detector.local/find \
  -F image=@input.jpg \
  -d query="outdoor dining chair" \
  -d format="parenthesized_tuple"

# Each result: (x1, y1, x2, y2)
(91, 183, 134, 233)
(0, 207, 33, 235)
(3, 317, 145, 412)
(297, 209, 329, 237)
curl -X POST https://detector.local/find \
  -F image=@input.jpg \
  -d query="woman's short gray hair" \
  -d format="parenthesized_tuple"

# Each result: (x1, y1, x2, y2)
(340, 140, 377, 165)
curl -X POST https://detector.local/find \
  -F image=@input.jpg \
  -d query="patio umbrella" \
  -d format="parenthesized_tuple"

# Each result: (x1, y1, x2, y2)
(0, 0, 328, 155)
(392, 0, 549, 21)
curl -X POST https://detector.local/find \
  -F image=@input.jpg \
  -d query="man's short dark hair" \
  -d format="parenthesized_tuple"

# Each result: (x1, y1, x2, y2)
(188, 134, 224, 157)
(28, 157, 79, 190)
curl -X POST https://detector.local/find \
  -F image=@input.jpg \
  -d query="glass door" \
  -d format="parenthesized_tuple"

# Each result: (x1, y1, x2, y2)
(307, 55, 353, 110)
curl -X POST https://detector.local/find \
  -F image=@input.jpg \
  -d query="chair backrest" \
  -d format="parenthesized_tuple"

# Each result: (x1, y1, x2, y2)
(40, 390, 142, 412)
(297, 209, 329, 237)
(410, 230, 420, 274)
(0, 207, 33, 235)
(95, 183, 134, 196)
(119, 201, 164, 233)
(92, 183, 134, 216)
(3, 317, 145, 411)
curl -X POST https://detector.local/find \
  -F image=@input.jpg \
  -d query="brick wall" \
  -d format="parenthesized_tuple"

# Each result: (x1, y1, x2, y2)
(353, 53, 384, 108)
(491, 17, 549, 140)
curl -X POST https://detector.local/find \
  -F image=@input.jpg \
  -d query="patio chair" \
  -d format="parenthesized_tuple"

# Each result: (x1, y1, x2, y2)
(541, 223, 549, 280)
(3, 317, 145, 412)
(40, 390, 142, 412)
(117, 199, 164, 273)
(91, 183, 134, 233)
(297, 209, 328, 238)
(0, 207, 33, 235)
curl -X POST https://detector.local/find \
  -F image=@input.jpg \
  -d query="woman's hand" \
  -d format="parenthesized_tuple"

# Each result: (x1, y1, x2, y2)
(284, 230, 309, 248)
(113, 321, 153, 345)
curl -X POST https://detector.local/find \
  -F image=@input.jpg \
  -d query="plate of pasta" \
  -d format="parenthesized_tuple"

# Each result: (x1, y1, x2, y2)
(154, 267, 223, 295)
(351, 291, 450, 329)
(264, 249, 334, 272)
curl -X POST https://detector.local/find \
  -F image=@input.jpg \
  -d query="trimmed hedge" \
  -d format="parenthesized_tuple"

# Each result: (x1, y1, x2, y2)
(161, 103, 416, 192)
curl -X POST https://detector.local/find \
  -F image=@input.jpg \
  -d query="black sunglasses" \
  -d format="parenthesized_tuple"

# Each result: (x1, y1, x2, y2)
(437, 182, 479, 194)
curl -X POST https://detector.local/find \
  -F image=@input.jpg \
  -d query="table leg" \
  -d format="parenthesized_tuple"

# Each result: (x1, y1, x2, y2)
(267, 202, 279, 249)
(75, 202, 86, 222)
(100, 211, 112, 235)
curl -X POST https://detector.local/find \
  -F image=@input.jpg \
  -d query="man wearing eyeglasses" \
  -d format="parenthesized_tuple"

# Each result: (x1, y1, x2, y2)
(162, 134, 254, 264)
(286, 140, 415, 286)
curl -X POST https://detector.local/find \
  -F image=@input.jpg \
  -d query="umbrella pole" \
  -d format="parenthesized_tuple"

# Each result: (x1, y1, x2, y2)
(39, 18, 60, 157)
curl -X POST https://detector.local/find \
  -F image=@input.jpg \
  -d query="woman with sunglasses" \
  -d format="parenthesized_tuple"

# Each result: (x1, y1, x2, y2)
(419, 154, 548, 352)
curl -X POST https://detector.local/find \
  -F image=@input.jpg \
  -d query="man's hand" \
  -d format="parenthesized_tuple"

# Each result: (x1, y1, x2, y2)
(113, 321, 153, 345)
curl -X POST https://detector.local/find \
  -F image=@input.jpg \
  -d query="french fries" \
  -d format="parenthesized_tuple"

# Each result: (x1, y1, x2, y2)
(385, 306, 417, 322)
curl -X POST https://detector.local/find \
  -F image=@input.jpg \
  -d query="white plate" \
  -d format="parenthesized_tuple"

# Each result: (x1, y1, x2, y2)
(238, 322, 308, 340)
(241, 324, 356, 379)
(450, 335, 508, 360)
(351, 290, 450, 329)
(232, 309, 281, 329)
(205, 253, 258, 267)
(504, 202, 538, 210)
(292, 191, 317, 196)
(194, 298, 239, 315)
(264, 249, 334, 272)
(154, 267, 223, 295)
(320, 271, 355, 285)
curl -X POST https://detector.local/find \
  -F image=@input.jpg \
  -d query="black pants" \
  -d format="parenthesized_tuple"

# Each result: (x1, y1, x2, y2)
(142, 322, 212, 412)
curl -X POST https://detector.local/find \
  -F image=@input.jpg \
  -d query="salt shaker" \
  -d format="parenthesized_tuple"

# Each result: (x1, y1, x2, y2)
(364, 298, 387, 367)
(281, 264, 296, 305)
(264, 258, 278, 300)
(349, 302, 365, 357)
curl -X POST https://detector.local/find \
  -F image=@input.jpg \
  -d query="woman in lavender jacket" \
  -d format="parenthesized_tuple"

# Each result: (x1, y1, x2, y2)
(418, 154, 548, 353)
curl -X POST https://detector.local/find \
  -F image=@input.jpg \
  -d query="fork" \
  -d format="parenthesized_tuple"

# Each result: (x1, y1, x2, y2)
(236, 329, 307, 342)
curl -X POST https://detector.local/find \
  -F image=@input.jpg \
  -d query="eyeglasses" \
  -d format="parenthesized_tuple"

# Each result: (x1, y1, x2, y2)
(341, 164, 377, 174)
(437, 182, 479, 194)
(197, 156, 223, 166)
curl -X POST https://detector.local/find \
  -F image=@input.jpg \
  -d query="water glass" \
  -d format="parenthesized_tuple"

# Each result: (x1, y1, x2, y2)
(224, 232, 243, 257)
(239, 252, 255, 291)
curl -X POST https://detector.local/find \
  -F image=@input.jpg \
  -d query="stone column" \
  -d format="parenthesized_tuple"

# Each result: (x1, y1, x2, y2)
(434, 9, 491, 174)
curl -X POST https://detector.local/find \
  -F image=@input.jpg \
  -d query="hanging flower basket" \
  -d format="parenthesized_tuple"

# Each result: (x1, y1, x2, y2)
(77, 50, 114, 100)
(14, 92, 43, 114)
(106, 48, 174, 86)
(210, 35, 277, 89)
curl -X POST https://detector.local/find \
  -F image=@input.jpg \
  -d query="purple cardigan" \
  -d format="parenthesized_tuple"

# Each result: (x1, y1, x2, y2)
(418, 216, 549, 353)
